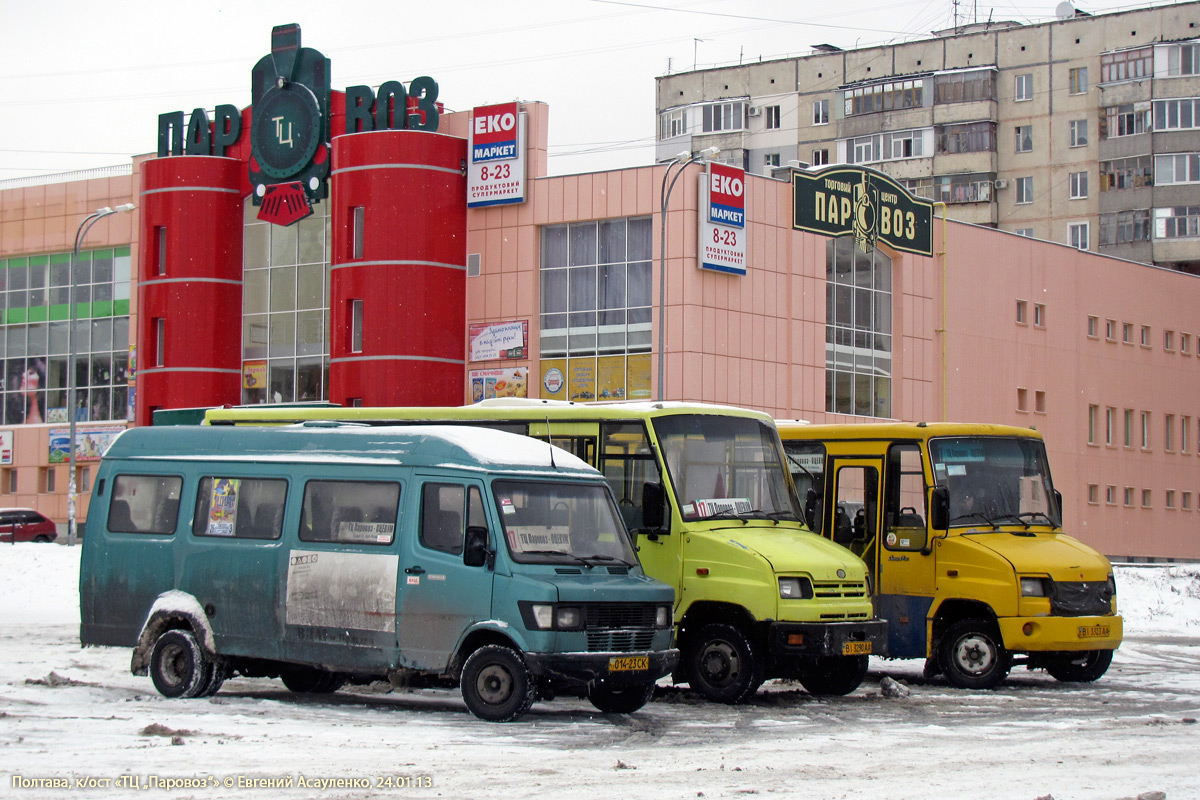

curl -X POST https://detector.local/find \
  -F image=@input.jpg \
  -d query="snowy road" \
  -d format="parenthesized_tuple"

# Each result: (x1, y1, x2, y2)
(2, 547, 1198, 800)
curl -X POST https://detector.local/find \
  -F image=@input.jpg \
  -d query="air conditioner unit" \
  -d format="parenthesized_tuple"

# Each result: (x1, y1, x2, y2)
(993, 179, 1009, 189)
(748, 106, 762, 117)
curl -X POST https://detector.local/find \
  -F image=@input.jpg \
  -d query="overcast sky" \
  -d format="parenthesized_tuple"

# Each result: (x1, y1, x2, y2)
(0, 0, 1180, 182)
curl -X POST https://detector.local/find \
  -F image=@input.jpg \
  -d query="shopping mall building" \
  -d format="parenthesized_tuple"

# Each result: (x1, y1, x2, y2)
(1, 25, 1197, 560)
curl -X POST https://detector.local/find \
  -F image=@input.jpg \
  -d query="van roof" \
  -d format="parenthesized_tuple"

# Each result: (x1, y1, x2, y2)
(104, 423, 598, 477)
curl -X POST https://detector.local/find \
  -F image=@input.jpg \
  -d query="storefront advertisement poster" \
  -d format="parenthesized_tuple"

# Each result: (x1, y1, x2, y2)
(468, 320, 528, 361)
(469, 367, 528, 402)
(48, 425, 125, 464)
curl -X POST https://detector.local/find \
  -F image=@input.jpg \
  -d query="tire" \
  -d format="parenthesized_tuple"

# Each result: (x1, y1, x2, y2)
(281, 667, 345, 694)
(197, 660, 229, 697)
(460, 645, 536, 722)
(937, 618, 1011, 690)
(797, 654, 869, 696)
(1045, 649, 1113, 683)
(683, 623, 765, 704)
(149, 630, 213, 699)
(33, 535, 51, 543)
(588, 680, 656, 714)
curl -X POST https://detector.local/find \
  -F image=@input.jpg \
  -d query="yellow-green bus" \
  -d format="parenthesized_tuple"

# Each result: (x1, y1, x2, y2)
(206, 399, 887, 702)
(777, 420, 1122, 689)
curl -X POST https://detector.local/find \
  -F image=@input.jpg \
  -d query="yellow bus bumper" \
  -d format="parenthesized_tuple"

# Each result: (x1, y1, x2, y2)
(998, 614, 1123, 653)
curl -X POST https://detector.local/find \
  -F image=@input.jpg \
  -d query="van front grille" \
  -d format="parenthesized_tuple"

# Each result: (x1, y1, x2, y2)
(586, 630, 657, 653)
(813, 580, 868, 599)
(583, 603, 658, 628)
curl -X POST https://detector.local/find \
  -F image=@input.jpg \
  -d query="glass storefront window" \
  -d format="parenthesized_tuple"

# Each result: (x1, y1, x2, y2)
(825, 238, 893, 418)
(242, 199, 330, 404)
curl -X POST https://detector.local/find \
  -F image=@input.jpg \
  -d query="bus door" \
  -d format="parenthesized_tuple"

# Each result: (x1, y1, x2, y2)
(824, 457, 881, 573)
(876, 442, 936, 659)
(398, 478, 494, 671)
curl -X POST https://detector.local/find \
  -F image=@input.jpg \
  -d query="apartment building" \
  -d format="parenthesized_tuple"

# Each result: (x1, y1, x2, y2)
(655, 1, 1200, 273)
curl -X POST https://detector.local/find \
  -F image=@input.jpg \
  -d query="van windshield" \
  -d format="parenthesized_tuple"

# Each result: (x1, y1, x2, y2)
(929, 436, 1061, 529)
(492, 480, 639, 567)
(653, 415, 800, 523)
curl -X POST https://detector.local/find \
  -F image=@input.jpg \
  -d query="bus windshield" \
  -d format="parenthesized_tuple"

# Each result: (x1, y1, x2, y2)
(492, 480, 639, 567)
(929, 436, 1060, 528)
(653, 415, 800, 522)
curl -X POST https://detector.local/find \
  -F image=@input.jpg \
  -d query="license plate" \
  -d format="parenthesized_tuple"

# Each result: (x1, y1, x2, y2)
(842, 641, 872, 655)
(1078, 625, 1110, 639)
(608, 656, 649, 672)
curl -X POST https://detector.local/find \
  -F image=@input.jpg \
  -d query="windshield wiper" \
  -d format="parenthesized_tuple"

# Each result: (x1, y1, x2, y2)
(580, 554, 637, 568)
(766, 511, 800, 524)
(950, 512, 999, 530)
(704, 509, 779, 524)
(1016, 511, 1059, 529)
(523, 549, 594, 567)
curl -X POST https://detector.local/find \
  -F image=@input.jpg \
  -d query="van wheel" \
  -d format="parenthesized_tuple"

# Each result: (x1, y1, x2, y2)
(149, 630, 213, 698)
(1045, 649, 1113, 683)
(281, 667, 345, 694)
(198, 661, 229, 697)
(797, 654, 869, 696)
(938, 618, 1011, 689)
(588, 680, 656, 714)
(461, 645, 535, 722)
(33, 535, 52, 543)
(683, 623, 764, 704)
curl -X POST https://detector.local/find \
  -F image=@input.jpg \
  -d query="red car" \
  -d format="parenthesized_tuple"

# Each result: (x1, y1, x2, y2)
(0, 508, 58, 543)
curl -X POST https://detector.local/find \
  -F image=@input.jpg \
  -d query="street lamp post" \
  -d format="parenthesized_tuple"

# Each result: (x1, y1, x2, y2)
(657, 147, 718, 401)
(68, 204, 135, 546)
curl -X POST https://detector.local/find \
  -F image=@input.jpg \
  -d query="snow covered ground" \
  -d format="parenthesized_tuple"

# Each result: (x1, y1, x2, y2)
(1, 544, 1197, 800)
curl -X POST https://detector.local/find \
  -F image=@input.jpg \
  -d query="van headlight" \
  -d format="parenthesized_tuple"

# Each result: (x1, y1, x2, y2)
(523, 603, 583, 630)
(655, 605, 673, 629)
(1020, 577, 1050, 597)
(779, 577, 814, 599)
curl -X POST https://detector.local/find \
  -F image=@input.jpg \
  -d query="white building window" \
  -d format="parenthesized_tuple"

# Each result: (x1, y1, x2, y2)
(1069, 66, 1088, 94)
(765, 105, 782, 129)
(812, 100, 828, 126)
(1068, 222, 1090, 250)
(1070, 171, 1088, 199)
(1015, 74, 1034, 101)
(659, 108, 687, 139)
(1016, 177, 1034, 204)
(1069, 119, 1088, 147)
(702, 101, 747, 133)
(1154, 153, 1200, 184)
(1015, 125, 1033, 153)
(1153, 98, 1200, 131)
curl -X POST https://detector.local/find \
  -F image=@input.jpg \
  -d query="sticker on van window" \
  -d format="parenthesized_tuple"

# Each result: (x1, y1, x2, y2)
(206, 478, 241, 536)
(335, 521, 395, 544)
(499, 498, 516, 515)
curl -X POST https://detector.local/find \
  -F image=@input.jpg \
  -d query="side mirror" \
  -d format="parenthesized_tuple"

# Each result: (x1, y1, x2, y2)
(930, 486, 949, 531)
(641, 482, 667, 533)
(804, 488, 823, 533)
(463, 525, 491, 568)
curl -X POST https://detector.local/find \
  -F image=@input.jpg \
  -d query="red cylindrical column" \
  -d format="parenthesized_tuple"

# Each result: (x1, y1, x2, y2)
(136, 157, 244, 426)
(329, 130, 467, 407)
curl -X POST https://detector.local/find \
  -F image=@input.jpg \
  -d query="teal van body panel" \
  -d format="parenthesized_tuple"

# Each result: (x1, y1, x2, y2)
(80, 423, 678, 720)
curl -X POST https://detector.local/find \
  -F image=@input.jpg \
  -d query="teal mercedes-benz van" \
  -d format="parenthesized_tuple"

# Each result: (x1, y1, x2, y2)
(79, 423, 677, 721)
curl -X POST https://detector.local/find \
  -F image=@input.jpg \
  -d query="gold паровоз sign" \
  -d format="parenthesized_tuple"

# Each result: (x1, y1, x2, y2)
(792, 166, 934, 257)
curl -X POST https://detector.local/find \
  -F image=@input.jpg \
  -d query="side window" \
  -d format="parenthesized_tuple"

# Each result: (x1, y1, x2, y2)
(883, 444, 927, 550)
(420, 483, 466, 555)
(782, 441, 826, 532)
(193, 477, 288, 540)
(299, 480, 400, 545)
(109, 474, 183, 534)
(599, 422, 660, 531)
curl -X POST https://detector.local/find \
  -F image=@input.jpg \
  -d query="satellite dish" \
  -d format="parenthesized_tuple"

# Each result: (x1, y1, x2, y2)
(1056, 1, 1075, 20)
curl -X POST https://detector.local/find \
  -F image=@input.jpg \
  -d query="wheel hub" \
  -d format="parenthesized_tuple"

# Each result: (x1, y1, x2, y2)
(700, 642, 739, 685)
(476, 664, 514, 704)
(954, 634, 995, 675)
